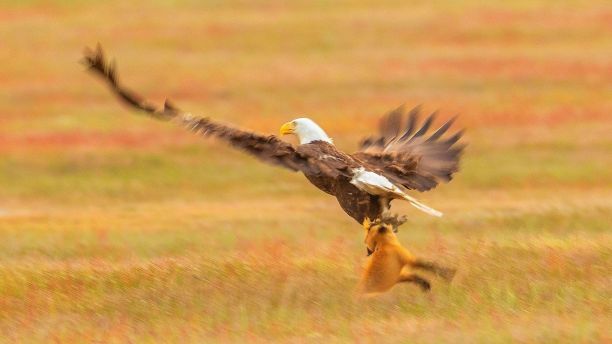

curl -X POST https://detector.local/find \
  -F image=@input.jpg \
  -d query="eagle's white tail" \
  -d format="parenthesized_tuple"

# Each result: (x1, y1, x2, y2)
(400, 193, 443, 217)
(350, 167, 443, 217)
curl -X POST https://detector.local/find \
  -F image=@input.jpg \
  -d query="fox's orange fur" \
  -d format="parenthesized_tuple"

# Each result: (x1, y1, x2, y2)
(358, 218, 455, 295)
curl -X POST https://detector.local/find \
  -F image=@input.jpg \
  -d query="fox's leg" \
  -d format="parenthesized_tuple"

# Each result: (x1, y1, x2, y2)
(396, 248, 456, 282)
(397, 271, 431, 292)
(412, 259, 456, 281)
(396, 246, 418, 266)
(396, 249, 431, 291)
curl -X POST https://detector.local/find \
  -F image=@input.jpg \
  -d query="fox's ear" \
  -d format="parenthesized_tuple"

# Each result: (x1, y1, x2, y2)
(363, 217, 372, 230)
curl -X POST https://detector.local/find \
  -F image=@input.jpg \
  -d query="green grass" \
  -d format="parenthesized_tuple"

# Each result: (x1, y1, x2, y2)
(0, 0, 611, 342)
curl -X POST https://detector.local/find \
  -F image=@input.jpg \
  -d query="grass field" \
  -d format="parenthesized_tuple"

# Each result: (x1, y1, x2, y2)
(1, 0, 611, 342)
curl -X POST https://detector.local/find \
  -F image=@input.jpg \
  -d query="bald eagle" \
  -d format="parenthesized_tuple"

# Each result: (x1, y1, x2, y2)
(83, 46, 464, 229)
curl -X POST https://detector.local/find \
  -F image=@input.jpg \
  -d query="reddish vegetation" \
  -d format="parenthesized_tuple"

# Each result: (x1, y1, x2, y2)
(476, 8, 612, 26)
(418, 58, 612, 81)
(463, 107, 611, 127)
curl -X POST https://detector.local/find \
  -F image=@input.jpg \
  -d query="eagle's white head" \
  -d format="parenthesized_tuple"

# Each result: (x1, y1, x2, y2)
(279, 118, 333, 145)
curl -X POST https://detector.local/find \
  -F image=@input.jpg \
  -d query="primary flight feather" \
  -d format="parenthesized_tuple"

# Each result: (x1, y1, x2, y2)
(82, 45, 465, 229)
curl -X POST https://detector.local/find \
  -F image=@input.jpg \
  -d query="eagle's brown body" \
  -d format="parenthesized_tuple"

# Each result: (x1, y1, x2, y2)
(305, 169, 384, 224)
(82, 45, 465, 228)
(298, 141, 384, 224)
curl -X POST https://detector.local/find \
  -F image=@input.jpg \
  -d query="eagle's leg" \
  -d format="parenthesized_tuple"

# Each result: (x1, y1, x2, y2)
(377, 198, 407, 232)
(379, 197, 391, 214)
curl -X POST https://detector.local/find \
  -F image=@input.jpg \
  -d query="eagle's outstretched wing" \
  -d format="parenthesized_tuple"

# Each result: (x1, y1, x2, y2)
(354, 105, 465, 192)
(82, 45, 350, 178)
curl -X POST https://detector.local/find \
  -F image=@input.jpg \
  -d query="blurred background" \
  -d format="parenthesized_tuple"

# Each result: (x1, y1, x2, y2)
(1, 0, 610, 342)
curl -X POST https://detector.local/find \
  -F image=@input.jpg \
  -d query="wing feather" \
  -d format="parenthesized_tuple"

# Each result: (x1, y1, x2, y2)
(426, 116, 456, 142)
(354, 105, 465, 192)
(409, 111, 436, 140)
(82, 45, 349, 178)
(398, 105, 420, 141)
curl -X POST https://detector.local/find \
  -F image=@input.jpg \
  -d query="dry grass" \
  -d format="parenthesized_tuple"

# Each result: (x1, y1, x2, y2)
(0, 0, 611, 342)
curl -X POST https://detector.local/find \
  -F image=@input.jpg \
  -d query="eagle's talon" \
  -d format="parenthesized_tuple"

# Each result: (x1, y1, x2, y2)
(376, 212, 408, 232)
(363, 217, 372, 230)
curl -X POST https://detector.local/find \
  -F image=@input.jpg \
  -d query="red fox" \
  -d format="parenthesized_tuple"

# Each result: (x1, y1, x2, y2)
(358, 218, 456, 295)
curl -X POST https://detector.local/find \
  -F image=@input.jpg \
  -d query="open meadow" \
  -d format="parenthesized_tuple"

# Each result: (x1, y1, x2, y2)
(1, 0, 611, 342)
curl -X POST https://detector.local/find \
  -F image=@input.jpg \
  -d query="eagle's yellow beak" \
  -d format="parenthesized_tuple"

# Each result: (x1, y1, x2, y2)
(279, 121, 295, 135)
